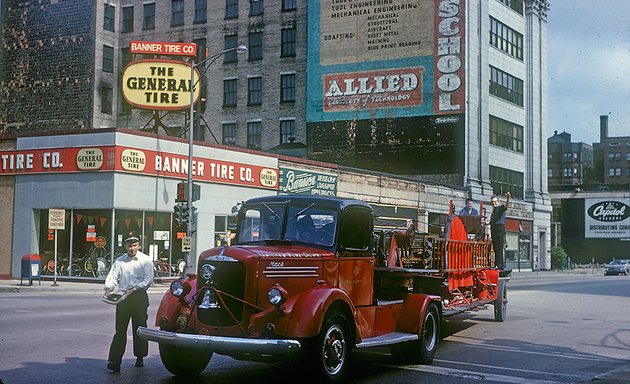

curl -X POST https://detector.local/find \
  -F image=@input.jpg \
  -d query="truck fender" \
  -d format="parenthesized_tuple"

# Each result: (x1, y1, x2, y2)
(154, 276, 198, 329)
(282, 285, 355, 339)
(396, 293, 441, 335)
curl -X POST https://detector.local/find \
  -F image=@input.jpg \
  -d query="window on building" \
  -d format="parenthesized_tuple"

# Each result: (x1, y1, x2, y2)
(562, 168, 572, 177)
(214, 215, 237, 246)
(224, 35, 238, 63)
(143, 3, 155, 30)
(627, 153, 630, 161)
(280, 119, 295, 144)
(247, 121, 262, 149)
(223, 79, 237, 107)
(608, 168, 622, 177)
(194, 0, 207, 23)
(248, 77, 262, 105)
(101, 86, 113, 114)
(489, 115, 523, 152)
(282, 0, 297, 11)
(548, 168, 553, 177)
(225, 0, 238, 19)
(250, 0, 263, 16)
(490, 17, 523, 60)
(222, 81, 238, 107)
(172, 0, 184, 26)
(497, 0, 523, 15)
(223, 123, 237, 145)
(280, 73, 296, 103)
(490, 166, 523, 199)
(608, 152, 621, 161)
(104, 4, 115, 32)
(102, 45, 114, 73)
(121, 6, 134, 33)
(490, 66, 523, 106)
(281, 27, 297, 57)
(562, 152, 578, 162)
(248, 31, 263, 61)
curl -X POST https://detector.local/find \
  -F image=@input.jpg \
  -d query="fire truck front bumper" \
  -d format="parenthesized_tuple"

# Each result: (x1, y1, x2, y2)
(137, 326, 302, 355)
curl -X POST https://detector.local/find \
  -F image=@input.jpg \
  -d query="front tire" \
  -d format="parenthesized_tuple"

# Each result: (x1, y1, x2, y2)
(309, 311, 352, 383)
(391, 302, 440, 364)
(494, 279, 507, 322)
(159, 344, 212, 377)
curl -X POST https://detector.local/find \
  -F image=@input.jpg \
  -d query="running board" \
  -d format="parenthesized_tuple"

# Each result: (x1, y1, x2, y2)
(355, 332, 419, 349)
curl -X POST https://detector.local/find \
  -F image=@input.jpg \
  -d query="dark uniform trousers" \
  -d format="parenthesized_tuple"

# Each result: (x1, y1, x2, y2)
(491, 223, 506, 270)
(108, 289, 149, 364)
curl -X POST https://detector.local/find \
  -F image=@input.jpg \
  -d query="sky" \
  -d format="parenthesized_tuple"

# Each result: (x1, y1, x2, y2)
(547, 1, 630, 144)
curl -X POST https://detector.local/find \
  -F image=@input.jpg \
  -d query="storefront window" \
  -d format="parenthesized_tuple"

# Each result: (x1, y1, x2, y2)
(146, 212, 185, 276)
(214, 215, 237, 246)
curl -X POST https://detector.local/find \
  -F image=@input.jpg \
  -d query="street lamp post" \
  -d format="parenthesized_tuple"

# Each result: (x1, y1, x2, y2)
(186, 44, 247, 271)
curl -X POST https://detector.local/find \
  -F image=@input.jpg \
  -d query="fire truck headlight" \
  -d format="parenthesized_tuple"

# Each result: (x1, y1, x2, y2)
(268, 285, 287, 307)
(170, 280, 191, 298)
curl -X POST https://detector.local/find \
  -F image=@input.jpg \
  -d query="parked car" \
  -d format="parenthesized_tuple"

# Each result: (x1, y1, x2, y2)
(604, 259, 630, 275)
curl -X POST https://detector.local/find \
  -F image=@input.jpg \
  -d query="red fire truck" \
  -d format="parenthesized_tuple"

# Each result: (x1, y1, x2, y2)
(138, 195, 509, 382)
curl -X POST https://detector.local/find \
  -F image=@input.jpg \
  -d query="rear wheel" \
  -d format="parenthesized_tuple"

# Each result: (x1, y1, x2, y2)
(159, 344, 212, 377)
(308, 310, 352, 383)
(494, 279, 508, 322)
(391, 302, 440, 364)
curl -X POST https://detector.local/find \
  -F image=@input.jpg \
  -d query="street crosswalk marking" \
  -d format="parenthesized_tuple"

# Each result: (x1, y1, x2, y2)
(387, 364, 566, 384)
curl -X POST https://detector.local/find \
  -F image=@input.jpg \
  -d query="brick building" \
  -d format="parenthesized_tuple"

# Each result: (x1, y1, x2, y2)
(547, 130, 593, 191)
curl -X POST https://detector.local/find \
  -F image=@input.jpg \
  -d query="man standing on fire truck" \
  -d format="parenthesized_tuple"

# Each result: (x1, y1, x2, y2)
(488, 192, 510, 270)
(103, 231, 154, 373)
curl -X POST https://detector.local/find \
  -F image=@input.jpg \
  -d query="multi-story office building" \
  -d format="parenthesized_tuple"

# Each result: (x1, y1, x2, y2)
(547, 130, 593, 191)
(1, 0, 552, 270)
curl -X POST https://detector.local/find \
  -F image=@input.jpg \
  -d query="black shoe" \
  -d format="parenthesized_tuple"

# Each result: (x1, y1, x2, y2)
(135, 357, 144, 367)
(107, 362, 120, 373)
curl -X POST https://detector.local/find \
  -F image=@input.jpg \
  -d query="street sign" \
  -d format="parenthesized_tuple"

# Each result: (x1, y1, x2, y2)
(181, 236, 192, 252)
(48, 209, 66, 230)
(130, 40, 197, 56)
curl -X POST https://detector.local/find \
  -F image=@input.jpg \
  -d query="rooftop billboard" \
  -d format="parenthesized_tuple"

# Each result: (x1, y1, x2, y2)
(307, 0, 465, 122)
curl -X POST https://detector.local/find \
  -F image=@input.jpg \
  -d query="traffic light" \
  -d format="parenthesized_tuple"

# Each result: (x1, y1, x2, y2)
(176, 182, 186, 202)
(181, 204, 190, 227)
(175, 181, 200, 203)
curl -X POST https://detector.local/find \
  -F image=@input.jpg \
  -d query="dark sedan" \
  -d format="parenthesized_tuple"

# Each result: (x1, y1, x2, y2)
(604, 259, 630, 275)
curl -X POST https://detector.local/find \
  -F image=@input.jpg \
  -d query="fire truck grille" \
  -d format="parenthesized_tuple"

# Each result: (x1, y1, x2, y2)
(196, 260, 245, 327)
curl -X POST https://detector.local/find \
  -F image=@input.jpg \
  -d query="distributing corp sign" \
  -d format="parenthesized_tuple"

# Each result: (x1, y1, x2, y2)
(584, 198, 630, 238)
(122, 59, 200, 110)
(279, 167, 337, 196)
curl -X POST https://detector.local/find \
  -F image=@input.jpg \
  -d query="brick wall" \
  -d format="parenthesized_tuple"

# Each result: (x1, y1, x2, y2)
(0, 0, 96, 133)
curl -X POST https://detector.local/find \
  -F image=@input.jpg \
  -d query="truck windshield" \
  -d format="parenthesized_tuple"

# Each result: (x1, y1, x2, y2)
(238, 203, 286, 243)
(237, 202, 338, 247)
(285, 205, 338, 247)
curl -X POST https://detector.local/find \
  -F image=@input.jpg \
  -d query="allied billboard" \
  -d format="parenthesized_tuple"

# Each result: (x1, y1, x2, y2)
(307, 0, 465, 177)
(308, 0, 465, 121)
(584, 198, 630, 238)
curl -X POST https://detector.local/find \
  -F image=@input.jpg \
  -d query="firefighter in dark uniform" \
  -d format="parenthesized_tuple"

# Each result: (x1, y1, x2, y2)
(488, 192, 510, 270)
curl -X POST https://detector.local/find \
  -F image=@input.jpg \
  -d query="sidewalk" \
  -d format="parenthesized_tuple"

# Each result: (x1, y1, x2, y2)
(0, 276, 175, 294)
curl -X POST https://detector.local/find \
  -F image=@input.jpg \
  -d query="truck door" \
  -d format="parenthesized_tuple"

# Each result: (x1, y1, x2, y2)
(338, 207, 374, 307)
